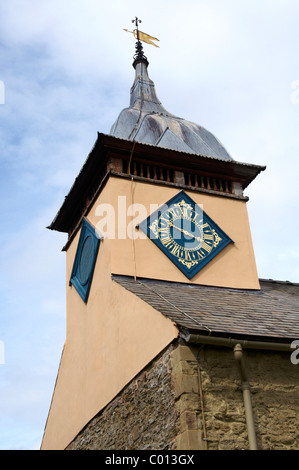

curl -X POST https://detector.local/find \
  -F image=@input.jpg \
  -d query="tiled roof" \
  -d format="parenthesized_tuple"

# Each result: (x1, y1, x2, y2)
(112, 276, 299, 341)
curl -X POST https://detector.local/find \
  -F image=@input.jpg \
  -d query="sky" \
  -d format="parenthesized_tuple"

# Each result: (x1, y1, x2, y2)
(0, 0, 298, 450)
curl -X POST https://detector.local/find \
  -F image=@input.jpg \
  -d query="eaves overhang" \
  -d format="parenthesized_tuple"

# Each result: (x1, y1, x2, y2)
(47, 133, 266, 234)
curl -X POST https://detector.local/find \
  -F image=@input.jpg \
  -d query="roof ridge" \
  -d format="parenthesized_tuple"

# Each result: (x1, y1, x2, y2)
(259, 278, 299, 286)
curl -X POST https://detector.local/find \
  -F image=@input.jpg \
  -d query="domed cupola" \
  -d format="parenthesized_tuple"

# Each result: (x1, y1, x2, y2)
(110, 32, 233, 161)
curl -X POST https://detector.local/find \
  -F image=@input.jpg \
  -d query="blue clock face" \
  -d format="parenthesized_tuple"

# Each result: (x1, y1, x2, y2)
(70, 218, 101, 302)
(139, 191, 232, 279)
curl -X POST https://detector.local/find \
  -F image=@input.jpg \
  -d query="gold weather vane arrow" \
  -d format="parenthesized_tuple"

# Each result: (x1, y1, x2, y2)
(135, 30, 160, 48)
(123, 17, 160, 48)
(123, 29, 160, 48)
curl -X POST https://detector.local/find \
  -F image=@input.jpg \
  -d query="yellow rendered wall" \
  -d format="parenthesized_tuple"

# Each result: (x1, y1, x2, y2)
(100, 177, 260, 290)
(41, 176, 259, 450)
(41, 180, 179, 450)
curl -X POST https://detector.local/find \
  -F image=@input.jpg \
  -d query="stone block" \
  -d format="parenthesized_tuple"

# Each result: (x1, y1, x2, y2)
(170, 345, 199, 363)
(175, 430, 205, 450)
(173, 374, 199, 398)
(179, 411, 201, 432)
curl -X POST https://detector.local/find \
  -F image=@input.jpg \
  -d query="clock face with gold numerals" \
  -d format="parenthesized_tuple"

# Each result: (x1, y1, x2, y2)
(139, 191, 232, 279)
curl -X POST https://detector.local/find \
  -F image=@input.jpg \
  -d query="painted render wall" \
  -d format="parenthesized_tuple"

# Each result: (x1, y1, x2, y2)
(41, 247, 178, 449)
(92, 176, 260, 290)
(41, 178, 179, 450)
(41, 175, 261, 450)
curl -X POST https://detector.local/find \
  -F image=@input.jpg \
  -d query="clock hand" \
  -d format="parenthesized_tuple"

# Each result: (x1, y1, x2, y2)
(169, 223, 192, 237)
(169, 223, 203, 242)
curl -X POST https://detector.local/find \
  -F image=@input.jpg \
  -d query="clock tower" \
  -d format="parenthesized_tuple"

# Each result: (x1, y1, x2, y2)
(41, 28, 267, 450)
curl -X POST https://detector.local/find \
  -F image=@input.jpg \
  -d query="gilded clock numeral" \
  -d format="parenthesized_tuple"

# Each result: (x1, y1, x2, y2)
(201, 241, 213, 253)
(169, 207, 181, 218)
(160, 237, 172, 248)
(159, 216, 170, 227)
(184, 251, 195, 261)
(204, 232, 214, 241)
(181, 207, 189, 218)
(197, 250, 206, 260)
(158, 226, 170, 235)
(170, 244, 181, 257)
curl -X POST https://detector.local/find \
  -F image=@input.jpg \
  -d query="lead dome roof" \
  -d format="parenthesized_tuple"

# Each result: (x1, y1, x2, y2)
(110, 58, 233, 161)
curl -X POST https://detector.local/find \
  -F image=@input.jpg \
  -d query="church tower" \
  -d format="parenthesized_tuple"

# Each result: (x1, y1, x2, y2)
(41, 22, 299, 451)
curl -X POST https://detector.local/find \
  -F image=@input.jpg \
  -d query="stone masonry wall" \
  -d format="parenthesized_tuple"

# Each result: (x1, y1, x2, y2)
(171, 344, 299, 450)
(66, 341, 299, 450)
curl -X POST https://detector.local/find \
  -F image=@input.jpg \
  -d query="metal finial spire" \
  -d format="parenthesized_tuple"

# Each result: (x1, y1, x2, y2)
(132, 16, 142, 33)
(132, 17, 148, 66)
(123, 18, 160, 67)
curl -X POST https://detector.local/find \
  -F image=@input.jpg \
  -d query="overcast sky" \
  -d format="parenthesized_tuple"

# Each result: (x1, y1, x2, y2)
(0, 0, 298, 450)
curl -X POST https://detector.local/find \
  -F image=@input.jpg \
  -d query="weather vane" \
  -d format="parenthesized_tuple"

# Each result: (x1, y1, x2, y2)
(123, 17, 159, 64)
